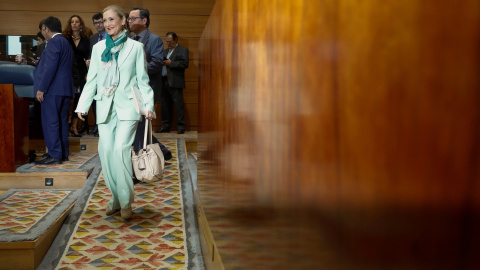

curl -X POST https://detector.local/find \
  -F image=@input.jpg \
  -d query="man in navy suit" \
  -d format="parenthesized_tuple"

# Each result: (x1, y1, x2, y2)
(128, 7, 172, 161)
(34, 16, 74, 165)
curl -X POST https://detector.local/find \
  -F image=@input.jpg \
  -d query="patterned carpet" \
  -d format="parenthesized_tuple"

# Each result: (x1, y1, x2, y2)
(17, 152, 98, 172)
(53, 139, 191, 270)
(0, 189, 78, 241)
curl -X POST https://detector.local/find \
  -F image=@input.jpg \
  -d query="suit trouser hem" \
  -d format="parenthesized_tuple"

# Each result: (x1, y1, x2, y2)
(97, 104, 138, 210)
(40, 95, 70, 159)
(161, 80, 186, 129)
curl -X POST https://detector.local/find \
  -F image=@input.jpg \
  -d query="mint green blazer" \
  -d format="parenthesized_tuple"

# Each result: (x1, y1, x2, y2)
(76, 38, 154, 124)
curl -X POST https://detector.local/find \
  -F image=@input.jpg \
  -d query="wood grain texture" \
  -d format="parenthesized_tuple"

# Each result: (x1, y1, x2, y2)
(1, 0, 215, 15)
(98, 0, 216, 15)
(0, 12, 209, 37)
(0, 84, 15, 172)
(198, 0, 480, 268)
(0, 84, 29, 172)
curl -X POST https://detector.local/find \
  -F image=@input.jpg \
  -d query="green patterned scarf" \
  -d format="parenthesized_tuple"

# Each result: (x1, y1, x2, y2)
(100, 29, 128, 96)
(101, 29, 128, 63)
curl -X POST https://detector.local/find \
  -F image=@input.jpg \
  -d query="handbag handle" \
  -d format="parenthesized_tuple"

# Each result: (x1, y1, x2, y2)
(142, 118, 153, 150)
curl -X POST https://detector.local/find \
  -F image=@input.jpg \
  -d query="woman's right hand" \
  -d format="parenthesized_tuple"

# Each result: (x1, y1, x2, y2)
(77, 112, 85, 121)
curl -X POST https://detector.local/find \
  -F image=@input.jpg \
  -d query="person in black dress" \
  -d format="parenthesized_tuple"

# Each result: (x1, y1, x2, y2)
(62, 15, 92, 136)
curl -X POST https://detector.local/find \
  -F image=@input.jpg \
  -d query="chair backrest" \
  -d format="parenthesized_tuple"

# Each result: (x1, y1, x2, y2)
(0, 62, 35, 98)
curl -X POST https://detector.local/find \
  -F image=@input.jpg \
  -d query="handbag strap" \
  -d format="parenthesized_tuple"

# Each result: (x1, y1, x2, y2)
(143, 118, 153, 149)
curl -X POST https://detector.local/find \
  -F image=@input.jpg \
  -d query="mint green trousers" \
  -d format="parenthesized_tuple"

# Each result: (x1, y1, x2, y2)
(97, 106, 138, 210)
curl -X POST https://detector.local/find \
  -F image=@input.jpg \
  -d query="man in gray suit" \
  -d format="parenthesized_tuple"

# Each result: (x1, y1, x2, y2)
(160, 32, 189, 134)
(89, 13, 105, 53)
(85, 12, 105, 136)
(128, 7, 172, 160)
(128, 7, 164, 103)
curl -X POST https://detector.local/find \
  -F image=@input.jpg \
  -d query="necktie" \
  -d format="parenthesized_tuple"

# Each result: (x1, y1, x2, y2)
(162, 49, 173, 76)
(134, 35, 140, 41)
(98, 34, 103, 41)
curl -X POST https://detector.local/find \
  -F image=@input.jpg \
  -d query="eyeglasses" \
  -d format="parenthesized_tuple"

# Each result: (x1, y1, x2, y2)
(127, 16, 142, 22)
(93, 21, 103, 25)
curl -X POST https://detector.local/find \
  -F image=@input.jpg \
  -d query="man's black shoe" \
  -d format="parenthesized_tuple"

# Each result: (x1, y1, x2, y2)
(156, 127, 170, 133)
(35, 156, 62, 165)
(164, 152, 173, 161)
(78, 122, 88, 134)
(42, 153, 68, 162)
(177, 129, 185, 134)
(88, 125, 98, 135)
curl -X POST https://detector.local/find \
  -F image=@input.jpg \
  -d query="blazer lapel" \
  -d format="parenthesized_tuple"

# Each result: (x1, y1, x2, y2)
(117, 39, 134, 67)
(143, 29, 151, 46)
(167, 45, 179, 59)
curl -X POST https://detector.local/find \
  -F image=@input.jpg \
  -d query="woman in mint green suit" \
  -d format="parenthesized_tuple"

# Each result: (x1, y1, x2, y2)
(76, 5, 154, 221)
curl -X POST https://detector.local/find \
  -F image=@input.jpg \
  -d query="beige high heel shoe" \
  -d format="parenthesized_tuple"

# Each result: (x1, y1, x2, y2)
(121, 208, 133, 221)
(106, 206, 120, 216)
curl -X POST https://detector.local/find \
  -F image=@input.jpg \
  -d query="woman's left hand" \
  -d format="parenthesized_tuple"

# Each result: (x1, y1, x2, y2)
(145, 110, 154, 121)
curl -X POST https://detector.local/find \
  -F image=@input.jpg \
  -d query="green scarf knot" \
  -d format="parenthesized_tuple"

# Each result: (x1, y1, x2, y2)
(101, 29, 128, 63)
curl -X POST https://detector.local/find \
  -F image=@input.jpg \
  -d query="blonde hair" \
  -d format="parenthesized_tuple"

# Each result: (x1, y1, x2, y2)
(103, 5, 125, 19)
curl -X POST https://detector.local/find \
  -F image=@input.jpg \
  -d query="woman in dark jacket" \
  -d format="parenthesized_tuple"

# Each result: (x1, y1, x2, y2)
(63, 15, 92, 136)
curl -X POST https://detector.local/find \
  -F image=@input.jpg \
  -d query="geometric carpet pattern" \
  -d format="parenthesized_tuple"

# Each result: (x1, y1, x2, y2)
(35, 152, 98, 170)
(0, 190, 73, 235)
(18, 152, 98, 172)
(55, 139, 188, 270)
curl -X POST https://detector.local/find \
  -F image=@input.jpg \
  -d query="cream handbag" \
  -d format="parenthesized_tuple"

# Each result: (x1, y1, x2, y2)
(131, 119, 164, 182)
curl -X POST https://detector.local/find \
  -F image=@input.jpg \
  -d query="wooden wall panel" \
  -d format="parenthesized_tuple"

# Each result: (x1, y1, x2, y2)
(184, 82, 198, 104)
(0, 0, 99, 13)
(97, 0, 216, 15)
(0, 12, 93, 35)
(198, 0, 480, 269)
(184, 60, 199, 82)
(146, 15, 209, 38)
(179, 38, 200, 60)
(0, 13, 208, 38)
(1, 0, 215, 15)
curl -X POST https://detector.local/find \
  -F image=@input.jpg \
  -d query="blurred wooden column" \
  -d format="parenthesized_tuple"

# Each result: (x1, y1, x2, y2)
(198, 0, 480, 269)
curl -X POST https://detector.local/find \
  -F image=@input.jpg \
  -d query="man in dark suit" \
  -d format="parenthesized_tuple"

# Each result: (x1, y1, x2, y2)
(89, 12, 106, 52)
(34, 16, 74, 165)
(160, 32, 189, 134)
(128, 7, 172, 160)
(85, 12, 105, 136)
